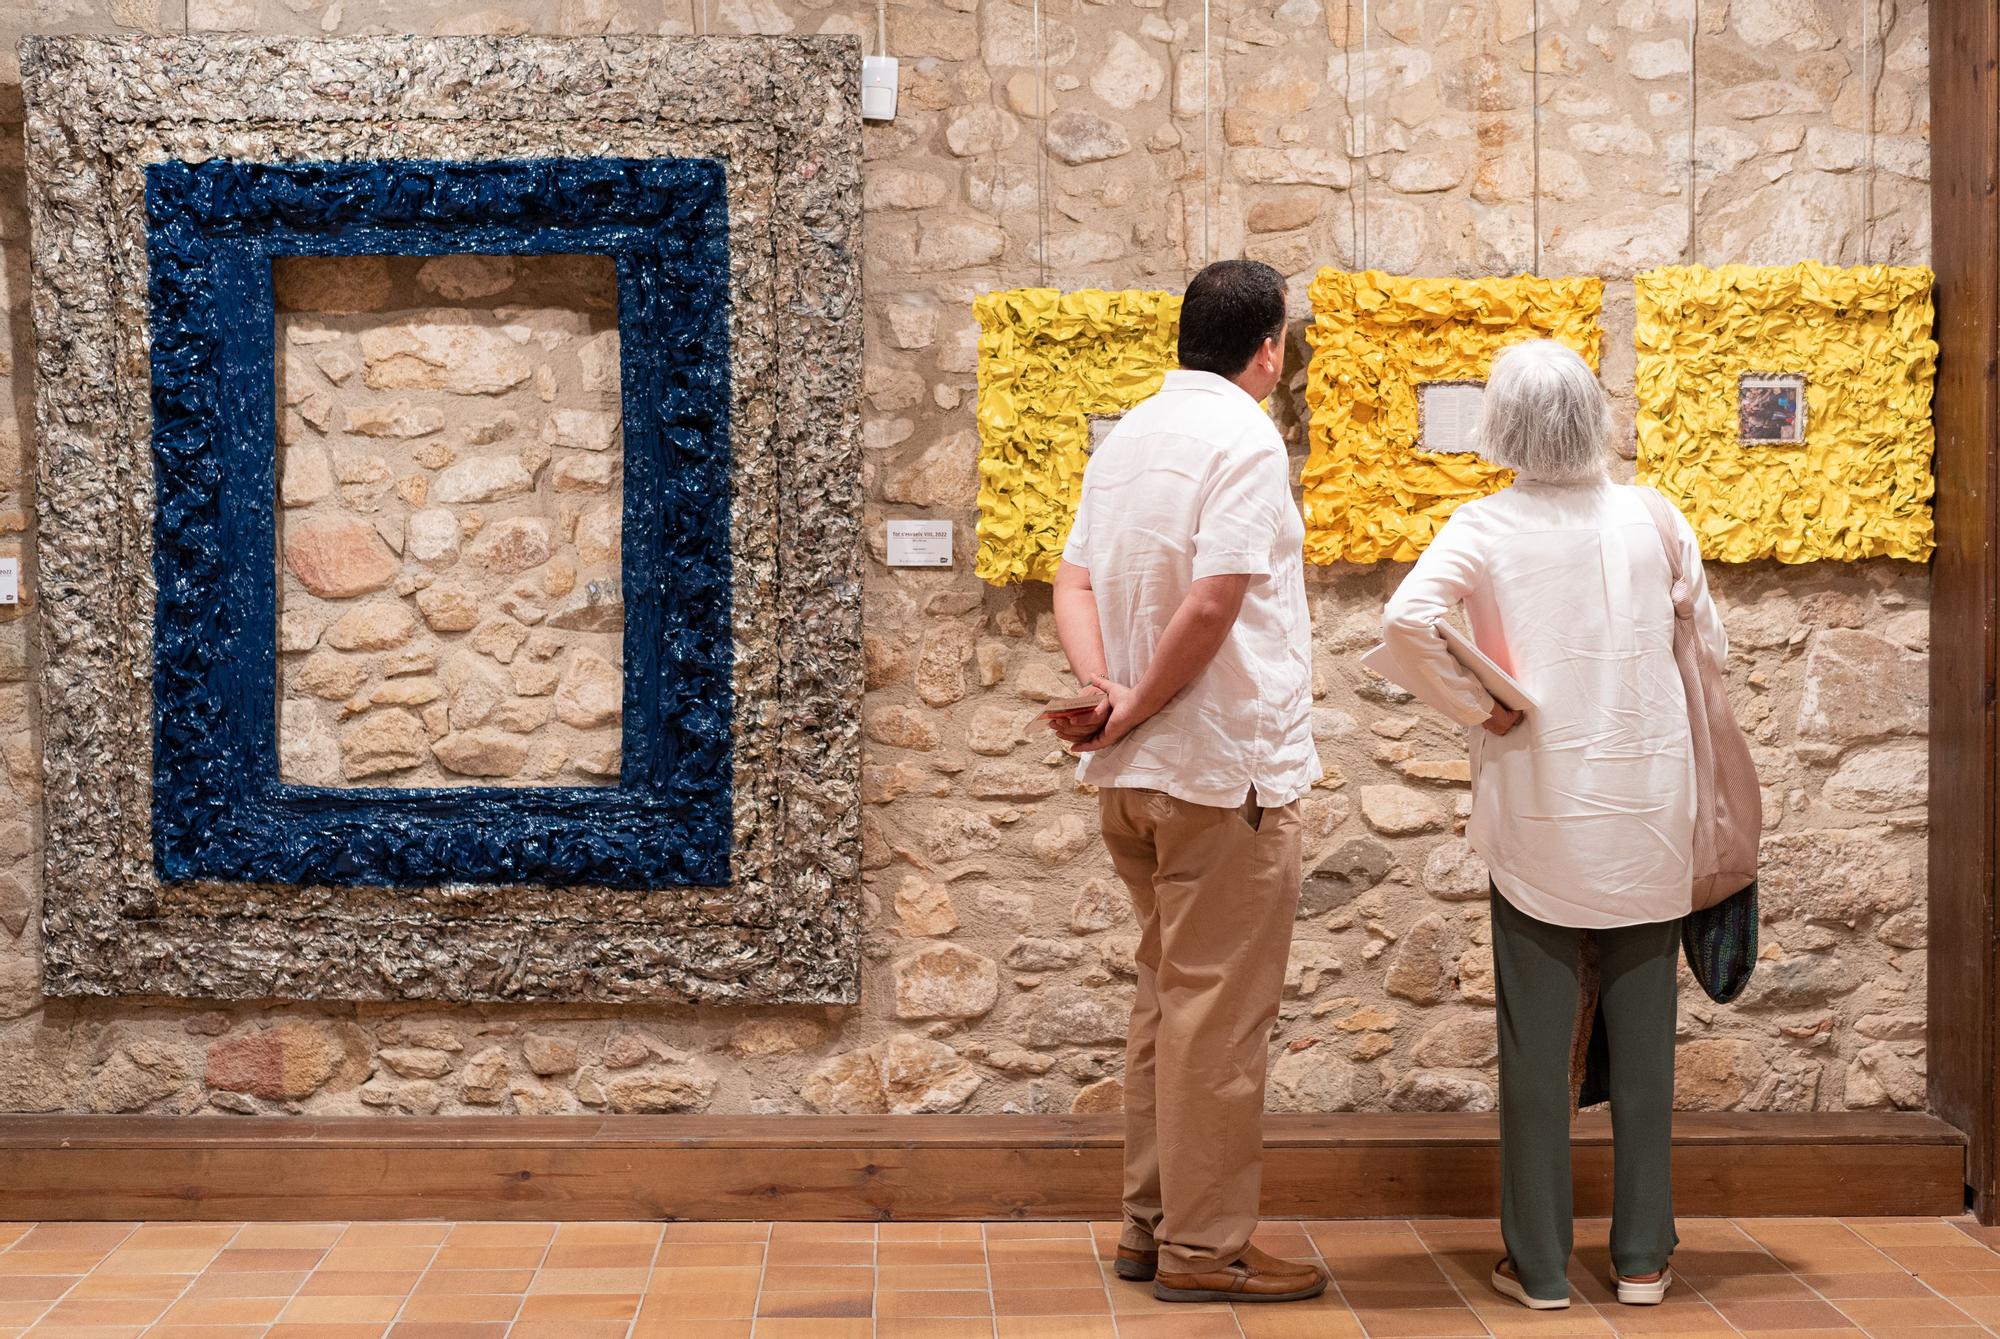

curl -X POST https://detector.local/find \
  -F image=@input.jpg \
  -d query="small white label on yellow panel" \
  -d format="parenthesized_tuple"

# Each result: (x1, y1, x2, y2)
(887, 519, 954, 567)
(0, 559, 18, 605)
(1087, 413, 1124, 452)
(1418, 380, 1486, 456)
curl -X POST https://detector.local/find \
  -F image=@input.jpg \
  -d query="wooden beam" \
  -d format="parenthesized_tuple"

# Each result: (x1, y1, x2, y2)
(1929, 0, 2000, 1222)
(0, 1113, 1962, 1222)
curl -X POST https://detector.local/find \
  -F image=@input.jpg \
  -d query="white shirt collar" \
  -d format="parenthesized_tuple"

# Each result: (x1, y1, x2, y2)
(1162, 368, 1257, 402)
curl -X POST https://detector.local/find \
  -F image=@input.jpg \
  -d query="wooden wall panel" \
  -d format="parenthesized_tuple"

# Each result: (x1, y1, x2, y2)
(1929, 0, 2000, 1221)
(0, 1113, 1962, 1222)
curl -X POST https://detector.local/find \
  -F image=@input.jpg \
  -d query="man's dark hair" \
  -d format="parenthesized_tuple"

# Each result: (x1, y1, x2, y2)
(1177, 259, 1287, 378)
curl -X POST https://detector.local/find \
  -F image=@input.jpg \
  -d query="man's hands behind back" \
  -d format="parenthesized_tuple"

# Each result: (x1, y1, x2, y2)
(1044, 689, 1108, 745)
(1045, 677, 1145, 752)
(1044, 571, 1251, 756)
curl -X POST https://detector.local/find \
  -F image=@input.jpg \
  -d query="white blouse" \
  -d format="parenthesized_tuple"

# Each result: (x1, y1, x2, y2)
(1381, 482, 1727, 928)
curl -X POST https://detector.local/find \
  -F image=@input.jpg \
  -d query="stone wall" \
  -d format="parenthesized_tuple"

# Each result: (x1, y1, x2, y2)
(0, 0, 1931, 1118)
(275, 254, 627, 788)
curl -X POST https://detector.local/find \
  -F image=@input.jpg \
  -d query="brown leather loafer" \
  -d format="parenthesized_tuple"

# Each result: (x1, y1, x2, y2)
(1153, 1244, 1329, 1303)
(1114, 1246, 1159, 1281)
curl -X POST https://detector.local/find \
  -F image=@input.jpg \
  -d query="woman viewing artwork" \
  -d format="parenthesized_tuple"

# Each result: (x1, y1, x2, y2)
(1381, 340, 1730, 1311)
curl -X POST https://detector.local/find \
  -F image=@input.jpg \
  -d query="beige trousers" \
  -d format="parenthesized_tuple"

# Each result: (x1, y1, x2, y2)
(1098, 786, 1303, 1275)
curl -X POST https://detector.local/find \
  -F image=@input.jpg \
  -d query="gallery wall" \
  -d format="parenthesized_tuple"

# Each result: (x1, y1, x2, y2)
(272, 254, 632, 792)
(0, 0, 1931, 1117)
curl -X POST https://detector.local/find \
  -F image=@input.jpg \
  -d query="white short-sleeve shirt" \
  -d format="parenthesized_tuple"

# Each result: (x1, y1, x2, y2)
(1061, 370, 1321, 808)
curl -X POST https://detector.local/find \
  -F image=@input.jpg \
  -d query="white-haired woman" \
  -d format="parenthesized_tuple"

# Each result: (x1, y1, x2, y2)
(1381, 340, 1726, 1310)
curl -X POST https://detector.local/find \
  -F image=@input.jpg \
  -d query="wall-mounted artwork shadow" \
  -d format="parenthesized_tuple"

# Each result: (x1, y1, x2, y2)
(21, 36, 864, 1004)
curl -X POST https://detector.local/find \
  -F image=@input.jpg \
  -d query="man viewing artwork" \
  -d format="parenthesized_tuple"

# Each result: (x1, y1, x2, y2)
(1044, 259, 1326, 1305)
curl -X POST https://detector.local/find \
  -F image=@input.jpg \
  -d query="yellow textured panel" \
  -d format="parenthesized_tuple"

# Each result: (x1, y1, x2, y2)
(1634, 262, 1936, 563)
(1302, 270, 1605, 564)
(973, 288, 1181, 585)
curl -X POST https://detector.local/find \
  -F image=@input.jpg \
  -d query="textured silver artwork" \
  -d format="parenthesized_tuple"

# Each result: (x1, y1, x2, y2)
(19, 36, 864, 1004)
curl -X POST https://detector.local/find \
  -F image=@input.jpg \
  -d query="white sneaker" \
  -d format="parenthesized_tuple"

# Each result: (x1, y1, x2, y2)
(1614, 1267, 1673, 1305)
(1491, 1261, 1571, 1310)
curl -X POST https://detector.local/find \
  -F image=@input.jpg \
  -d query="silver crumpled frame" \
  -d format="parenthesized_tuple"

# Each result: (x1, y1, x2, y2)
(18, 35, 863, 1005)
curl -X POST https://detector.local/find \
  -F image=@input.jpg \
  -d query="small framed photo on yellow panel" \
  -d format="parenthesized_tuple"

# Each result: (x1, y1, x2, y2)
(1301, 270, 1605, 565)
(973, 288, 1181, 586)
(1634, 261, 1936, 563)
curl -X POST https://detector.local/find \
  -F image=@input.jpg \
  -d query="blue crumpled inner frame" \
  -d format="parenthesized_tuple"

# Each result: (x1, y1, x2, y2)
(145, 156, 734, 889)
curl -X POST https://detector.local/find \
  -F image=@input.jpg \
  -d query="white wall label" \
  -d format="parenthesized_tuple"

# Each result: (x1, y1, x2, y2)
(1417, 380, 1486, 456)
(0, 558, 19, 606)
(886, 519, 953, 567)
(1087, 413, 1124, 452)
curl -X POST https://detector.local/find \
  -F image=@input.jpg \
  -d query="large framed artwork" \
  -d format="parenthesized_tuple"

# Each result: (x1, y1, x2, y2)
(20, 37, 864, 1003)
(973, 288, 1180, 585)
(1635, 261, 1937, 563)
(1301, 270, 1605, 564)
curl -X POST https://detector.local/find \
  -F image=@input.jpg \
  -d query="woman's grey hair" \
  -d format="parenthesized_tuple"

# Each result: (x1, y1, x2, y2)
(1472, 340, 1613, 484)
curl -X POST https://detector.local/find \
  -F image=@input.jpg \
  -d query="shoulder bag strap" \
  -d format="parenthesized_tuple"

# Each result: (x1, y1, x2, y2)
(1633, 486, 1693, 618)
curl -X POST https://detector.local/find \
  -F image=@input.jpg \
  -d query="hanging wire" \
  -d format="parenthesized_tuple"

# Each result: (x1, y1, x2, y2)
(1034, 0, 1050, 288)
(1861, 0, 1876, 262)
(1341, 1, 1359, 271)
(1530, 0, 1541, 275)
(876, 0, 887, 57)
(1684, 0, 1698, 265)
(1202, 0, 1214, 268)
(1359, 0, 1371, 269)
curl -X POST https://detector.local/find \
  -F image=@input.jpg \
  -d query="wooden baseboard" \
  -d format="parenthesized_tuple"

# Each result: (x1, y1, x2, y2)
(0, 1112, 1964, 1221)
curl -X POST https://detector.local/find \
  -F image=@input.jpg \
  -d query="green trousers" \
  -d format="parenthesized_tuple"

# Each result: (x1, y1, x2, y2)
(1490, 888, 1681, 1302)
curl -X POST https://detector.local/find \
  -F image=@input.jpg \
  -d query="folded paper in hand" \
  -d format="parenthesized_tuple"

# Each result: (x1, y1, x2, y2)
(1038, 691, 1104, 718)
(1361, 624, 1537, 716)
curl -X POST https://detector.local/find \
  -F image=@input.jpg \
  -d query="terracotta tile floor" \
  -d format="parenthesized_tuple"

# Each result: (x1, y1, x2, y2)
(0, 1216, 1995, 1338)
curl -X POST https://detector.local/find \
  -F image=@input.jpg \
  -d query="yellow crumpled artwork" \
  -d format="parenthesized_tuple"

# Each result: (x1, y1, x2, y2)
(1634, 261, 1936, 563)
(1302, 270, 1605, 564)
(974, 287, 1181, 585)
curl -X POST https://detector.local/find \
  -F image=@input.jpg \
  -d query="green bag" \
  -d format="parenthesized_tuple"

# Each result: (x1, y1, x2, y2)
(1682, 880, 1758, 1003)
